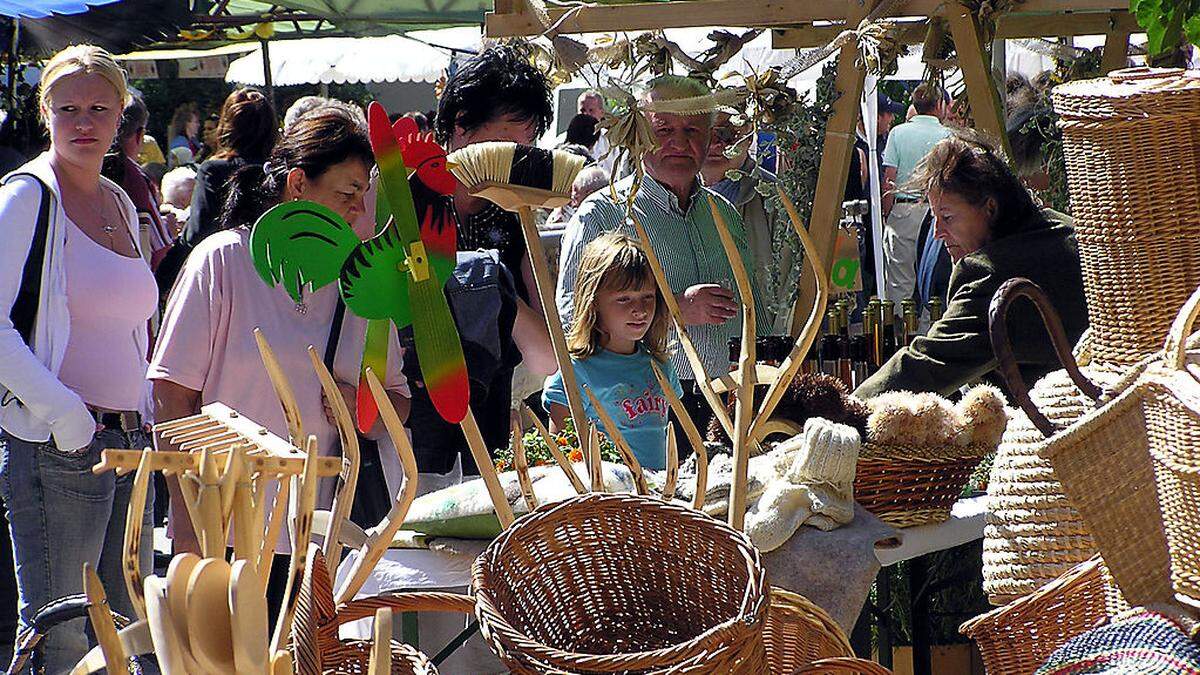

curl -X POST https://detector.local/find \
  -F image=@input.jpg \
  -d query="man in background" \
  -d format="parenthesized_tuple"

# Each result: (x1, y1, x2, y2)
(880, 83, 951, 312)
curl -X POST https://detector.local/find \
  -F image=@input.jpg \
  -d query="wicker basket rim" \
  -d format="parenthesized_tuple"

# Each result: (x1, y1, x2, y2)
(961, 556, 1103, 634)
(471, 492, 769, 670)
(858, 441, 993, 462)
(1037, 380, 1146, 463)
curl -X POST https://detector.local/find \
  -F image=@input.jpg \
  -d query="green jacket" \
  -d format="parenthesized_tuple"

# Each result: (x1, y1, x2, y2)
(855, 211, 1088, 399)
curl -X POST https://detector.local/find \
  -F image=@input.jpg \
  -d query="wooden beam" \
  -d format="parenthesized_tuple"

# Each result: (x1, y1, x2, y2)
(772, 11, 1137, 48)
(485, 0, 1129, 37)
(1101, 28, 1131, 73)
(789, 1, 873, 335)
(946, 6, 1012, 157)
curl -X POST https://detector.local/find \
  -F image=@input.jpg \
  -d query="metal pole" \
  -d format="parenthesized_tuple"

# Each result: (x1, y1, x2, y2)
(6, 18, 19, 113)
(259, 36, 274, 107)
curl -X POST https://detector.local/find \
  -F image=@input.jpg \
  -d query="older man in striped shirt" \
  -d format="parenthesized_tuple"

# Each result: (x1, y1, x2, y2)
(556, 75, 766, 438)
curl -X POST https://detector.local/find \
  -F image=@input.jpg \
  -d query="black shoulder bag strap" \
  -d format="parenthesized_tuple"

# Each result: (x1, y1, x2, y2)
(322, 298, 390, 527)
(10, 175, 52, 345)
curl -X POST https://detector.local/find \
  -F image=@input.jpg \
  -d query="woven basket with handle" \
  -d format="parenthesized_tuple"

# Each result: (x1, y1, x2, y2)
(471, 492, 768, 674)
(292, 545, 473, 675)
(961, 555, 1109, 675)
(854, 441, 992, 528)
(982, 280, 1122, 605)
(1051, 67, 1200, 367)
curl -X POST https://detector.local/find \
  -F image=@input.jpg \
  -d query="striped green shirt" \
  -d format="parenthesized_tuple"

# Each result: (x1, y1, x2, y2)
(556, 173, 767, 381)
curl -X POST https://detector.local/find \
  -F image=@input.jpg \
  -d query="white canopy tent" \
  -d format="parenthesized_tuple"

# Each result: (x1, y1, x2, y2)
(225, 33, 460, 86)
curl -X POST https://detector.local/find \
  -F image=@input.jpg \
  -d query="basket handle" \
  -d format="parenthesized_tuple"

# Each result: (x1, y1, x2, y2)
(988, 278, 1102, 438)
(1164, 284, 1200, 372)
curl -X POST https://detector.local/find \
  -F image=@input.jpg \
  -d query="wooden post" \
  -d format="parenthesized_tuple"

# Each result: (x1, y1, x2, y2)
(946, 6, 1013, 158)
(789, 0, 874, 335)
(1101, 29, 1130, 73)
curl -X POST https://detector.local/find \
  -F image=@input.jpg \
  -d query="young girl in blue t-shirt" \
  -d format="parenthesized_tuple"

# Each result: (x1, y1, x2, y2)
(543, 232, 683, 470)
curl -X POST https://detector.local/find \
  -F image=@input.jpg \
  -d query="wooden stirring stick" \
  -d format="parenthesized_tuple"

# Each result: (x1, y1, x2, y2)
(511, 420, 539, 511)
(652, 362, 709, 510)
(334, 369, 421, 604)
(746, 187, 831, 442)
(269, 435, 319, 655)
(306, 345, 361, 578)
(461, 407, 516, 528)
(630, 214, 736, 440)
(121, 449, 153, 621)
(81, 563, 125, 675)
(708, 195, 756, 531)
(369, 608, 393, 675)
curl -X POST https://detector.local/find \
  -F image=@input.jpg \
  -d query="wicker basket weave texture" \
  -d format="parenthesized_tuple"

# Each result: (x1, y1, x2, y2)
(962, 555, 1109, 675)
(1037, 382, 1175, 608)
(1052, 69, 1200, 366)
(1143, 374, 1200, 611)
(292, 545, 458, 675)
(982, 365, 1125, 605)
(763, 588, 854, 673)
(854, 442, 993, 529)
(472, 492, 769, 674)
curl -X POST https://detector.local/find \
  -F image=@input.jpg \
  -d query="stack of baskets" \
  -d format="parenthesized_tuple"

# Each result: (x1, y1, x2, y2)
(982, 67, 1200, 606)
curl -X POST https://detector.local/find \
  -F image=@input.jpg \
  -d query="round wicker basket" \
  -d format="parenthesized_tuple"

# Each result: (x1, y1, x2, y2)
(854, 441, 993, 528)
(763, 588, 853, 672)
(471, 492, 769, 673)
(982, 364, 1126, 605)
(1051, 68, 1200, 366)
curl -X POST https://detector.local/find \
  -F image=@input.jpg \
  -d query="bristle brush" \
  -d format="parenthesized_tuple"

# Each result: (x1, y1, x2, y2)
(445, 141, 596, 485)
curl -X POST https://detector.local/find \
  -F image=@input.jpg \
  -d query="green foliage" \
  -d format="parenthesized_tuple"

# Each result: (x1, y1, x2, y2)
(759, 60, 840, 318)
(496, 417, 622, 472)
(1132, 0, 1200, 54)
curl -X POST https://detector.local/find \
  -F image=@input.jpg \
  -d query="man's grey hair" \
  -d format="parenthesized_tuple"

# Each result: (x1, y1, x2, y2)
(579, 89, 604, 106)
(573, 164, 609, 197)
(284, 95, 332, 131)
(160, 166, 197, 208)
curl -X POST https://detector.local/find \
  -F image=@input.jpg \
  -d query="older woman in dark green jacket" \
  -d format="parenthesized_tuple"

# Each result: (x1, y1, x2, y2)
(855, 130, 1088, 399)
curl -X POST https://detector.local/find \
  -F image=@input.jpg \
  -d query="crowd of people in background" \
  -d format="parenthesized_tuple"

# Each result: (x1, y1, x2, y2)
(0, 38, 1082, 672)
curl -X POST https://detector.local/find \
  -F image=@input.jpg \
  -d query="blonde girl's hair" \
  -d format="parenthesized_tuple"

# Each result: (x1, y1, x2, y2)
(567, 232, 671, 362)
(38, 44, 129, 124)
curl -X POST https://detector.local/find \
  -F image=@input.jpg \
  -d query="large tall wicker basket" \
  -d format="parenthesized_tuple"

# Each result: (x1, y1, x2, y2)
(471, 493, 769, 673)
(1051, 67, 1200, 366)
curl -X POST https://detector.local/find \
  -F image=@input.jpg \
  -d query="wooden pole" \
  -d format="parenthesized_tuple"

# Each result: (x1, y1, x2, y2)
(946, 6, 1013, 158)
(789, 0, 874, 335)
(1101, 28, 1130, 73)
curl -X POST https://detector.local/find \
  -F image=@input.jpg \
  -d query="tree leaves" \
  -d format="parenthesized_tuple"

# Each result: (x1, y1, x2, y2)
(1133, 0, 1200, 55)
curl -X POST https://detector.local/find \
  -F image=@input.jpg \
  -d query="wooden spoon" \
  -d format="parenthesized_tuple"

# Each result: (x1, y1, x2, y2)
(186, 557, 236, 672)
(229, 559, 269, 674)
(144, 576, 188, 674)
(164, 553, 204, 671)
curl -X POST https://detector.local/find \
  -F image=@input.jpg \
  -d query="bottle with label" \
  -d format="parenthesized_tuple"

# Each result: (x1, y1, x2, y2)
(820, 306, 841, 378)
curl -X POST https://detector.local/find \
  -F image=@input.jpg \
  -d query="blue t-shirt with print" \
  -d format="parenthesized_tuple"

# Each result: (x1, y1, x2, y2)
(542, 346, 684, 470)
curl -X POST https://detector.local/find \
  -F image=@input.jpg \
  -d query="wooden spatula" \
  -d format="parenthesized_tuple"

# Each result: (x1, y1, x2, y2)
(229, 559, 269, 674)
(186, 557, 236, 672)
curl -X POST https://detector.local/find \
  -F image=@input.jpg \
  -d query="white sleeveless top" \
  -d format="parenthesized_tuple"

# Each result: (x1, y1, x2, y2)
(56, 217, 157, 411)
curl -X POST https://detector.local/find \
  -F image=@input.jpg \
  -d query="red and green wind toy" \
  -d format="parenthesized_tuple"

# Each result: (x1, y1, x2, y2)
(249, 102, 469, 431)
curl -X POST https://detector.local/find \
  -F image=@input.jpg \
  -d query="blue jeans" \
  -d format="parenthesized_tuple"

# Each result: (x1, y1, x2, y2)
(0, 428, 154, 674)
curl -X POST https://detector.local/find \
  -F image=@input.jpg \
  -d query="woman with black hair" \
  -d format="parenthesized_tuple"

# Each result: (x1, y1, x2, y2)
(855, 129, 1088, 398)
(149, 108, 411, 605)
(564, 113, 599, 155)
(435, 44, 554, 308)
